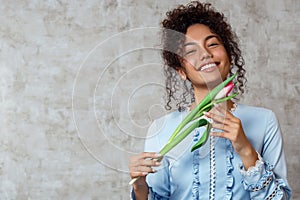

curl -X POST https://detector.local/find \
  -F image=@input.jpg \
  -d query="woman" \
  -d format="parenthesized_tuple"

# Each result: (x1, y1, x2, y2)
(129, 1, 292, 199)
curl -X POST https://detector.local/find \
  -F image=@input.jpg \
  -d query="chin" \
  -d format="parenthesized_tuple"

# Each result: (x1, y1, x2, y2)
(200, 71, 224, 88)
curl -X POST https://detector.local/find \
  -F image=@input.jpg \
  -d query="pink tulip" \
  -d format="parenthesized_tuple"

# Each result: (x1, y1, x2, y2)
(214, 81, 234, 100)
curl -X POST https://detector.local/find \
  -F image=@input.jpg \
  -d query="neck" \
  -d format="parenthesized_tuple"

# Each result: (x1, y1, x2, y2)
(193, 86, 209, 105)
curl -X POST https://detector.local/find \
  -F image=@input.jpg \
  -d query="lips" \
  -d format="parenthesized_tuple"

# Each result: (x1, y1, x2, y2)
(199, 62, 218, 72)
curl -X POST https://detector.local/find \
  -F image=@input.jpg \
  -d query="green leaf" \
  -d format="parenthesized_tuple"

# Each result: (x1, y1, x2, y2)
(160, 119, 208, 156)
(191, 123, 212, 152)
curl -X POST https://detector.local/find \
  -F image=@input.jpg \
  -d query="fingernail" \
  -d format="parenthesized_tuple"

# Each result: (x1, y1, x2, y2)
(155, 162, 161, 166)
(155, 153, 161, 157)
(142, 172, 148, 175)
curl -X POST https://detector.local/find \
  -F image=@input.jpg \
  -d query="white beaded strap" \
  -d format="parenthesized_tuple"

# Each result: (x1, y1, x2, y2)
(209, 135, 216, 200)
(252, 176, 273, 192)
(265, 180, 282, 200)
(265, 186, 278, 200)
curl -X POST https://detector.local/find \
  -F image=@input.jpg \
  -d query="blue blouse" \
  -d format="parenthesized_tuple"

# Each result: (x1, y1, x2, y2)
(131, 104, 292, 199)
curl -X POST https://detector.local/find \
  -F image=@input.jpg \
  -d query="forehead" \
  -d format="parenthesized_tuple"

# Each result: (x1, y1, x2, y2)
(185, 24, 216, 42)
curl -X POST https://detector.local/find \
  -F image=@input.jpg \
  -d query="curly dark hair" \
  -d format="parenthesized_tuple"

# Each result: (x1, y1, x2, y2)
(161, 1, 246, 111)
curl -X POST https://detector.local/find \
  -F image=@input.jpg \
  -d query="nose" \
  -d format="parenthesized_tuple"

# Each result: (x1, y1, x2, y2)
(200, 48, 212, 60)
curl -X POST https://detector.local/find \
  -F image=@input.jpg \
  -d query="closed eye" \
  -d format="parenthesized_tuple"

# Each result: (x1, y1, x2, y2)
(185, 49, 196, 56)
(208, 43, 219, 47)
(206, 35, 222, 48)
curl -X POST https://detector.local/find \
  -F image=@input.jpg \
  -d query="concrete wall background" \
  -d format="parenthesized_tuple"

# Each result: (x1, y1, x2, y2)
(0, 0, 299, 199)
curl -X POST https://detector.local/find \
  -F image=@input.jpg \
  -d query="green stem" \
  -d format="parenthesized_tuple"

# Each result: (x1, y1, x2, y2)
(167, 73, 237, 143)
(192, 92, 238, 121)
(160, 119, 207, 156)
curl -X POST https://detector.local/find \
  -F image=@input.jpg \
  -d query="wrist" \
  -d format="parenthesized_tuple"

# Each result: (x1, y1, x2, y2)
(238, 146, 258, 170)
(133, 183, 148, 191)
(132, 177, 148, 191)
(239, 146, 257, 158)
(132, 178, 149, 200)
(239, 151, 264, 178)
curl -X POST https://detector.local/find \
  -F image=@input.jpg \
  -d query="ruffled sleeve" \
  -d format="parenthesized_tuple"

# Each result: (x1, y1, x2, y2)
(239, 111, 292, 199)
(239, 152, 290, 199)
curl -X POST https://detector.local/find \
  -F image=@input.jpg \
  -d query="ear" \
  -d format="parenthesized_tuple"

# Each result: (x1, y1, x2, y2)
(176, 68, 187, 80)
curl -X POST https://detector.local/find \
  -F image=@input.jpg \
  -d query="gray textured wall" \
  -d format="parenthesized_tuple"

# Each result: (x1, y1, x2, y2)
(0, 0, 299, 199)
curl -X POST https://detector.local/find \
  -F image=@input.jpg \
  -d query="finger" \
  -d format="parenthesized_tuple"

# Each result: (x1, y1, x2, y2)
(210, 112, 227, 124)
(139, 152, 162, 160)
(210, 130, 240, 143)
(129, 161, 160, 178)
(204, 111, 228, 125)
(214, 104, 235, 118)
(137, 158, 161, 168)
(212, 107, 238, 125)
(130, 166, 155, 178)
(129, 154, 160, 171)
(134, 165, 157, 174)
(210, 105, 224, 116)
(210, 122, 225, 131)
(130, 153, 161, 167)
(211, 122, 233, 133)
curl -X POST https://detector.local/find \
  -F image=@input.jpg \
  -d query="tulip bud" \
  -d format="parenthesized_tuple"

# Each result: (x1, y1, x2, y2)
(214, 81, 234, 100)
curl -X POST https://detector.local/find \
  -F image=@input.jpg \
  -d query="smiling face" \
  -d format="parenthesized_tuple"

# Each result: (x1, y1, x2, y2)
(178, 24, 231, 89)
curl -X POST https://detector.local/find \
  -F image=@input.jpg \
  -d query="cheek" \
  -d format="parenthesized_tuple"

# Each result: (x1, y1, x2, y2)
(182, 58, 197, 70)
(215, 49, 231, 64)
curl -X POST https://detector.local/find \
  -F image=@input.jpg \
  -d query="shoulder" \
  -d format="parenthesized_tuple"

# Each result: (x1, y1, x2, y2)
(237, 103, 274, 115)
(236, 104, 281, 143)
(236, 103, 278, 123)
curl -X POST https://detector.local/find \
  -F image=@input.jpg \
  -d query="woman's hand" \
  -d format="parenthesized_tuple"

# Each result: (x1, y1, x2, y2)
(129, 152, 161, 199)
(204, 104, 258, 170)
(129, 152, 161, 179)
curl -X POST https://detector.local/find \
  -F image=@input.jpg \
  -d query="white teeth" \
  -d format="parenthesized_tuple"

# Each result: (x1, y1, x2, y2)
(200, 63, 217, 71)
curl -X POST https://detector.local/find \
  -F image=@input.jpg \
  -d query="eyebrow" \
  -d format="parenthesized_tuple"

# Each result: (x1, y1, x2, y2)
(183, 34, 219, 47)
